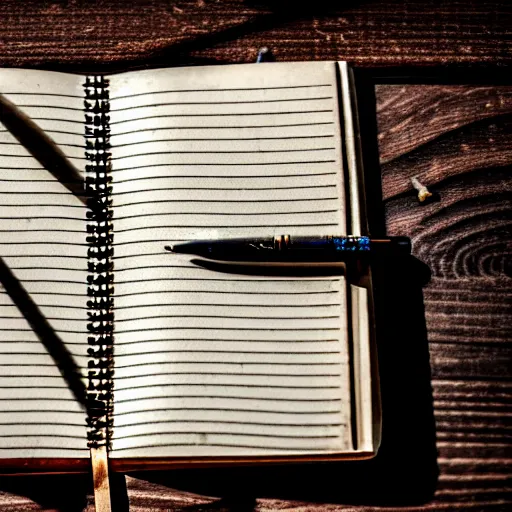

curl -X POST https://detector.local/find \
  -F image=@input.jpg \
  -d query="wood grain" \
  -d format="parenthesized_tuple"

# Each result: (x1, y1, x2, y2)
(0, 1, 510, 70)
(378, 84, 512, 512)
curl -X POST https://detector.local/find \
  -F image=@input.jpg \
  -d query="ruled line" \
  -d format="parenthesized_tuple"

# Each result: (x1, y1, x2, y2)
(0, 383, 86, 388)
(0, 206, 85, 211)
(112, 122, 335, 136)
(0, 279, 84, 285)
(0, 167, 44, 171)
(114, 328, 340, 335)
(0, 254, 87, 259)
(0, 229, 84, 234)
(0, 421, 85, 426)
(0, 142, 84, 149)
(13, 105, 84, 112)
(112, 290, 337, 298)
(0, 446, 88, 451)
(114, 360, 340, 368)
(0, 316, 85, 324)
(113, 419, 343, 427)
(0, 93, 82, 98)
(113, 349, 340, 356)
(114, 222, 338, 233)
(112, 370, 340, 379)
(111, 148, 335, 160)
(111, 160, 337, 172)
(113, 277, 338, 284)
(114, 209, 338, 220)
(112, 299, 337, 308)
(19, 117, 83, 125)
(111, 444, 336, 452)
(116, 395, 342, 403)
(6, 267, 84, 272)
(111, 185, 336, 195)
(0, 396, 79, 400)
(113, 173, 337, 185)
(113, 315, 340, 322)
(0, 154, 86, 160)
(0, 180, 83, 184)
(112, 264, 267, 271)
(111, 197, 339, 208)
(0, 191, 87, 196)
(110, 110, 333, 125)
(114, 135, 335, 147)
(0, 218, 83, 223)
(113, 407, 340, 417)
(115, 337, 338, 348)
(0, 328, 86, 334)
(0, 291, 85, 297)
(0, 242, 87, 246)
(111, 84, 333, 100)
(0, 375, 88, 379)
(114, 382, 340, 390)
(113, 97, 333, 111)
(0, 410, 84, 414)
(0, 128, 84, 137)
(113, 431, 338, 440)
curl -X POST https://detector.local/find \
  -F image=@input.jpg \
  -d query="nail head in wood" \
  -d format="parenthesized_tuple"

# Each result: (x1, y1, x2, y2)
(411, 176, 433, 203)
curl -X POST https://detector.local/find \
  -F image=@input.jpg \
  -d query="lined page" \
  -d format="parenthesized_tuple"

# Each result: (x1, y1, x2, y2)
(0, 70, 88, 458)
(108, 62, 352, 457)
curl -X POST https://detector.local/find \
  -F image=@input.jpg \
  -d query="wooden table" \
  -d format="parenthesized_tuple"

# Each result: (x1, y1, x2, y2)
(0, 1, 510, 510)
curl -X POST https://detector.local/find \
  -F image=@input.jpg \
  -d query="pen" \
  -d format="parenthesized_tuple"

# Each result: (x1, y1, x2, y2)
(165, 235, 411, 264)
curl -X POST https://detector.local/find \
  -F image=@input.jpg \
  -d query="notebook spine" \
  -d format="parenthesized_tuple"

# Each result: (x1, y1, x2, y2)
(84, 75, 114, 449)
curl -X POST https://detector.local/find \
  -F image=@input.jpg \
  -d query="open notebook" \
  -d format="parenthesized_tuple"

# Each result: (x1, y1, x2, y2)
(0, 61, 380, 472)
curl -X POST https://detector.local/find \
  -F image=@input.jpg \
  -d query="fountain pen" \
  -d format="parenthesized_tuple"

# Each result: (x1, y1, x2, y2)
(165, 235, 411, 263)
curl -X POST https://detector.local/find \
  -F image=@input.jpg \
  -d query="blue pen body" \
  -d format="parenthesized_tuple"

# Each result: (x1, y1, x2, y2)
(166, 235, 410, 263)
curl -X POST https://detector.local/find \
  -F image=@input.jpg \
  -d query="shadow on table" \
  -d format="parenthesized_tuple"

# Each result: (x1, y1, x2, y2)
(0, 472, 130, 512)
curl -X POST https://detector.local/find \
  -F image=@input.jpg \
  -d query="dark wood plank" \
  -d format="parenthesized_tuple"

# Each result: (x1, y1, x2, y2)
(0, 1, 510, 69)
(377, 87, 512, 164)
(378, 84, 512, 512)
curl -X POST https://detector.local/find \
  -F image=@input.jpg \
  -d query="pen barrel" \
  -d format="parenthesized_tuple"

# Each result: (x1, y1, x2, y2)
(169, 235, 411, 262)
(282, 235, 411, 258)
(220, 236, 410, 262)
(286, 235, 369, 251)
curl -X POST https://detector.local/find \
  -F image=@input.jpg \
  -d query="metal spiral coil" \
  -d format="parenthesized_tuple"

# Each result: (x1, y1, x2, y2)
(84, 75, 114, 449)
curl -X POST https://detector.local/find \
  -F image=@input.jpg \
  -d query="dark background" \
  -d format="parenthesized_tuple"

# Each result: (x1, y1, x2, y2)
(0, 1, 510, 510)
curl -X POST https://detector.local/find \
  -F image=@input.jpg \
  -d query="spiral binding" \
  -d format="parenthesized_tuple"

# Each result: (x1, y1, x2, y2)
(84, 75, 114, 449)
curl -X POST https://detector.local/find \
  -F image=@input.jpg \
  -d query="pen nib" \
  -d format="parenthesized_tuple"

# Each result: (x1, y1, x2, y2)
(164, 245, 174, 252)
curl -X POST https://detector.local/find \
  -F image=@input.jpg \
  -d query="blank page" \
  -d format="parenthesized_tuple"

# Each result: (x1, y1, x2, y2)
(0, 70, 88, 458)
(108, 62, 352, 457)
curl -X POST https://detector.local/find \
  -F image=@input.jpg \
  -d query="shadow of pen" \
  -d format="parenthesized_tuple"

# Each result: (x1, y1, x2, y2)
(0, 93, 86, 204)
(190, 258, 346, 277)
